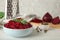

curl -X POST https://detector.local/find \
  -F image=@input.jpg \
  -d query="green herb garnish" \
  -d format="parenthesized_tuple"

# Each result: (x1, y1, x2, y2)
(13, 19, 21, 22)
(21, 20, 27, 24)
(13, 19, 27, 24)
(0, 12, 4, 19)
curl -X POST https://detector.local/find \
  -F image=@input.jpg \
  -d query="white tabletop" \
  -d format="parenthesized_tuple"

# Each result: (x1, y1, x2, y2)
(0, 28, 60, 40)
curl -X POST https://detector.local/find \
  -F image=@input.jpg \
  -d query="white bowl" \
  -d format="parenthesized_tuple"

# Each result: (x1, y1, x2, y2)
(39, 25, 50, 30)
(3, 26, 33, 37)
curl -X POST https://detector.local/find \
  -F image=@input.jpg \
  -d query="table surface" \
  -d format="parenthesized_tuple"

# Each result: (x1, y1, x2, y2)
(1, 20, 60, 40)
(0, 28, 60, 40)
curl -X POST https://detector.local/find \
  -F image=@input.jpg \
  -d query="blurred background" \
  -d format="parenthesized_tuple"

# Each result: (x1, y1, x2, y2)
(0, 0, 60, 19)
(0, 0, 5, 12)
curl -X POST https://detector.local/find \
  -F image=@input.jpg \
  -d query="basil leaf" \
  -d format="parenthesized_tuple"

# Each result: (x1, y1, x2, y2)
(21, 20, 27, 24)
(0, 12, 4, 19)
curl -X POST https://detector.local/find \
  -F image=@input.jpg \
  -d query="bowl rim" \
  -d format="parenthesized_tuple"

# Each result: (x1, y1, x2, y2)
(3, 26, 33, 30)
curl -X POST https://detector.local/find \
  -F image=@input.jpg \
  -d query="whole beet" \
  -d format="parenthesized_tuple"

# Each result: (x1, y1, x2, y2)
(43, 12, 52, 22)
